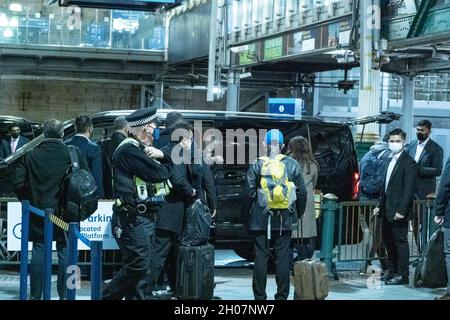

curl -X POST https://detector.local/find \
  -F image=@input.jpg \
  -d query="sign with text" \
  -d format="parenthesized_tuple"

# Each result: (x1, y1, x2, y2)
(263, 37, 283, 61)
(268, 98, 304, 117)
(7, 201, 119, 251)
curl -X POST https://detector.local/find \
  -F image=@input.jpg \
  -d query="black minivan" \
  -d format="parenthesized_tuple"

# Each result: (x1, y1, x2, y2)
(63, 109, 359, 260)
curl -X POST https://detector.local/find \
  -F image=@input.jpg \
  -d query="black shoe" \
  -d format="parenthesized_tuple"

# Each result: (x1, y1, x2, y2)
(385, 275, 409, 285)
(380, 272, 394, 281)
(436, 293, 450, 300)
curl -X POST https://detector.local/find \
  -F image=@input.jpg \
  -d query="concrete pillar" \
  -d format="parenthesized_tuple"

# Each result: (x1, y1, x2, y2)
(226, 70, 240, 112)
(401, 75, 415, 143)
(154, 82, 163, 109)
(207, 0, 218, 102)
(313, 72, 320, 117)
(140, 85, 146, 108)
(356, 0, 381, 143)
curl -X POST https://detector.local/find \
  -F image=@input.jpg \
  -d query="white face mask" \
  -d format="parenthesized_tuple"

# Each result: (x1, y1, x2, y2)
(389, 142, 404, 154)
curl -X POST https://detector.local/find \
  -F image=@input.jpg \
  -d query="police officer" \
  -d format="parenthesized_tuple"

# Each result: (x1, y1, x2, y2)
(102, 107, 173, 300)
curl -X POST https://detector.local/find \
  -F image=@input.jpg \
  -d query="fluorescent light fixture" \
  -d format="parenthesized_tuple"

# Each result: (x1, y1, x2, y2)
(9, 18, 18, 27)
(3, 28, 13, 38)
(239, 72, 252, 79)
(0, 14, 8, 27)
(9, 3, 23, 12)
(328, 49, 350, 55)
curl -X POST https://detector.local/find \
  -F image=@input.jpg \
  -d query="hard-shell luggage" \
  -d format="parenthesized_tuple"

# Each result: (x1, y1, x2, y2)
(292, 259, 329, 300)
(175, 243, 215, 300)
(414, 229, 448, 288)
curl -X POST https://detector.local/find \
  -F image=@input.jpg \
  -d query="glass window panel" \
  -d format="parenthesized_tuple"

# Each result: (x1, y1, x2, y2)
(242, 0, 252, 29)
(252, 0, 263, 25)
(231, 0, 242, 31)
(286, 0, 299, 16)
(263, 0, 274, 22)
(274, 0, 286, 19)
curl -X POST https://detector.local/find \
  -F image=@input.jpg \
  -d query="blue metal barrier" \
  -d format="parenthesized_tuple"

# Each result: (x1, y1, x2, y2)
(67, 222, 103, 300)
(43, 209, 54, 300)
(19, 201, 30, 300)
(67, 223, 78, 300)
(19, 201, 103, 300)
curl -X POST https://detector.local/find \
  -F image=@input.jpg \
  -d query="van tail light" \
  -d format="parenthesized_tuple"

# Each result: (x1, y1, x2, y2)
(352, 172, 360, 200)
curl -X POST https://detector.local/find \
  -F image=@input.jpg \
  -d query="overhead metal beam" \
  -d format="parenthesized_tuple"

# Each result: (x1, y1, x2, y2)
(407, 0, 437, 38)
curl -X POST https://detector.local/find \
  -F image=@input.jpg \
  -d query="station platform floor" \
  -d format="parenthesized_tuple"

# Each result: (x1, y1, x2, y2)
(0, 250, 447, 300)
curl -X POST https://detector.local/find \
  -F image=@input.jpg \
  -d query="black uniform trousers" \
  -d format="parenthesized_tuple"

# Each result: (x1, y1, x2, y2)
(382, 217, 410, 278)
(102, 211, 155, 300)
(252, 230, 292, 300)
(146, 229, 179, 296)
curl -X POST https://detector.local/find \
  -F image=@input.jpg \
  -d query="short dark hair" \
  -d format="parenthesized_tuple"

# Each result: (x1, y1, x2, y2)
(165, 111, 183, 129)
(74, 115, 92, 133)
(382, 133, 390, 143)
(43, 119, 64, 139)
(171, 121, 192, 143)
(417, 119, 432, 130)
(114, 116, 128, 131)
(9, 123, 20, 131)
(389, 128, 406, 140)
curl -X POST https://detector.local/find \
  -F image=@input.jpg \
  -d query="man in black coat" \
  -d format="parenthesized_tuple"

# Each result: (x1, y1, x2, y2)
(434, 156, 450, 300)
(100, 116, 129, 199)
(102, 107, 173, 300)
(244, 129, 307, 300)
(0, 139, 9, 160)
(406, 119, 443, 251)
(147, 121, 197, 298)
(14, 119, 88, 300)
(66, 115, 104, 198)
(374, 128, 417, 285)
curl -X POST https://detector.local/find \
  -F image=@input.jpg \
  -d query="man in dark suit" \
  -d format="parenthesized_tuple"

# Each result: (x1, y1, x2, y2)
(406, 119, 443, 251)
(100, 116, 129, 199)
(65, 115, 104, 198)
(7, 124, 30, 155)
(374, 128, 417, 285)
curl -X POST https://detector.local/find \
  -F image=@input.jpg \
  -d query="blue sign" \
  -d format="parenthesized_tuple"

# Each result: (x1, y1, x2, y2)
(268, 98, 304, 116)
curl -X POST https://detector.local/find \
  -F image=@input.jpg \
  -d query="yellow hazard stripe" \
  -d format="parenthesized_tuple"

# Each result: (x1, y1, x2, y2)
(49, 214, 69, 232)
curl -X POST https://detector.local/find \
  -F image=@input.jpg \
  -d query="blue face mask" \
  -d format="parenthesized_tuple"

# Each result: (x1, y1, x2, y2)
(152, 127, 160, 142)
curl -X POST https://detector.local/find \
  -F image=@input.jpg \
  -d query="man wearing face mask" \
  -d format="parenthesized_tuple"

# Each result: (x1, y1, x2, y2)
(7, 124, 29, 155)
(146, 121, 197, 299)
(373, 128, 417, 285)
(65, 115, 104, 198)
(406, 119, 443, 252)
(102, 107, 173, 300)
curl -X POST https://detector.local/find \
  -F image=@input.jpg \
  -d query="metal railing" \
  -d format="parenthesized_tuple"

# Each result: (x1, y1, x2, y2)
(321, 196, 437, 263)
(19, 201, 102, 300)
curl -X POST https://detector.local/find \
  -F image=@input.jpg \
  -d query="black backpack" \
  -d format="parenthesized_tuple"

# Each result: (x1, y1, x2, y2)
(180, 199, 212, 246)
(414, 229, 448, 288)
(61, 147, 99, 222)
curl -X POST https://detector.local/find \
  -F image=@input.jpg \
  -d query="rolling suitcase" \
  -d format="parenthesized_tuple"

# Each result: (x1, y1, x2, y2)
(292, 216, 329, 300)
(175, 243, 215, 300)
(292, 259, 329, 300)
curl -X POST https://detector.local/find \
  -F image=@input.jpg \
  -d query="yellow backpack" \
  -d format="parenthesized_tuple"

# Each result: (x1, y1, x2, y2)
(257, 154, 296, 211)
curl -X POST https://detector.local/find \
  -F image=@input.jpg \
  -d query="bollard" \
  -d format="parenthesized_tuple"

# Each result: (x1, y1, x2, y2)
(43, 209, 54, 300)
(67, 223, 79, 300)
(320, 193, 338, 279)
(90, 241, 103, 300)
(20, 201, 30, 300)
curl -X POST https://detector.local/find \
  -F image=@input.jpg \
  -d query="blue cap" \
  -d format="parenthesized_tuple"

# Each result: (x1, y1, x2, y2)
(265, 129, 284, 145)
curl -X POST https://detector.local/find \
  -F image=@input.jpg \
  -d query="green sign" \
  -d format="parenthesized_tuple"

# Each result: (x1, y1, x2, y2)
(264, 37, 283, 61)
(239, 43, 256, 65)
